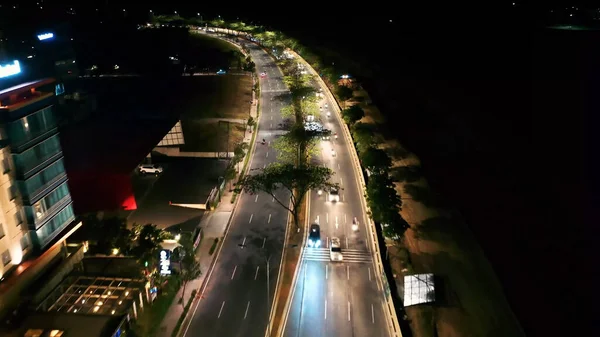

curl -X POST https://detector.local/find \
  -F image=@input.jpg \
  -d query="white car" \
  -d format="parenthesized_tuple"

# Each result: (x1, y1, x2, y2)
(324, 103, 329, 108)
(139, 164, 163, 174)
(329, 188, 339, 202)
(331, 149, 336, 157)
(330, 237, 343, 261)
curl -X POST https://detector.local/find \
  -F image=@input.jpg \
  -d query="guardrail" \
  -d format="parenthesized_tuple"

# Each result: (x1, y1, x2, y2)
(287, 50, 403, 337)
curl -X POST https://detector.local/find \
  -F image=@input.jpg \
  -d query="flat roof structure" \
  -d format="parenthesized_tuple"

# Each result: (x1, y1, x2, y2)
(21, 258, 146, 337)
(20, 312, 124, 337)
(403, 273, 436, 307)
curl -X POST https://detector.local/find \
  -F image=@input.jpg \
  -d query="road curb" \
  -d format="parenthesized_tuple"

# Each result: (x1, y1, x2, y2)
(275, 191, 310, 337)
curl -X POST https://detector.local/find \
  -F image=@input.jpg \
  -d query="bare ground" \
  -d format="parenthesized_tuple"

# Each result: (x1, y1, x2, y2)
(351, 88, 525, 337)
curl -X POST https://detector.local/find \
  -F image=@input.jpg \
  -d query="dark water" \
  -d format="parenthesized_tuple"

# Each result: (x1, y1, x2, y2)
(283, 11, 596, 337)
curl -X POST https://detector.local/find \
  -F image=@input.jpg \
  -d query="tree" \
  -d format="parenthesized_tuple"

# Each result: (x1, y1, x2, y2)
(175, 233, 201, 307)
(272, 123, 319, 166)
(366, 174, 402, 227)
(224, 164, 237, 191)
(381, 212, 410, 242)
(233, 142, 249, 165)
(360, 147, 392, 175)
(131, 224, 168, 272)
(79, 215, 132, 256)
(351, 122, 379, 153)
(336, 85, 354, 108)
(342, 105, 365, 125)
(238, 164, 337, 227)
(301, 99, 319, 119)
(280, 105, 295, 118)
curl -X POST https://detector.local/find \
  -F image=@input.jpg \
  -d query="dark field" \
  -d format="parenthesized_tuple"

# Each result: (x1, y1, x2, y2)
(286, 13, 595, 337)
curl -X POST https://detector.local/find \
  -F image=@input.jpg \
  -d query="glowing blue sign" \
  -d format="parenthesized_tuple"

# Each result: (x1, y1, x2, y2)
(0, 60, 21, 79)
(37, 33, 54, 41)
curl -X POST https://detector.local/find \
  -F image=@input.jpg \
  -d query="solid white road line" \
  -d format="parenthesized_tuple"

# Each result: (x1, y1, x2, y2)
(262, 237, 266, 248)
(218, 301, 225, 318)
(255, 195, 259, 202)
(244, 301, 251, 319)
(249, 214, 253, 223)
(268, 214, 271, 223)
(255, 266, 260, 280)
(325, 265, 328, 280)
(324, 300, 327, 320)
(371, 303, 375, 323)
(347, 265, 350, 280)
(368, 267, 372, 281)
(231, 265, 237, 280)
(348, 301, 351, 321)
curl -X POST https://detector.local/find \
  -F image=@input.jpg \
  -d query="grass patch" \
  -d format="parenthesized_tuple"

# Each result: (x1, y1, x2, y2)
(133, 277, 181, 337)
(180, 120, 246, 152)
(208, 238, 219, 255)
(269, 198, 306, 337)
(171, 289, 198, 337)
(180, 76, 253, 120)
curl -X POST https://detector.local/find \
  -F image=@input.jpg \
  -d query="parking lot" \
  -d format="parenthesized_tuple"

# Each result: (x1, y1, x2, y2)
(126, 157, 229, 232)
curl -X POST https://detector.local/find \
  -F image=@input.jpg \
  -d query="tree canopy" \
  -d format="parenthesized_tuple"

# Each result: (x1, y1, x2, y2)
(342, 105, 365, 125)
(238, 164, 337, 226)
(360, 147, 392, 175)
(366, 173, 402, 226)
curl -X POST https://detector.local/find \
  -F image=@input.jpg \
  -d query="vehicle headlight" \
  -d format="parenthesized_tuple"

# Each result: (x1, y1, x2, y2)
(308, 240, 314, 247)
(316, 240, 321, 248)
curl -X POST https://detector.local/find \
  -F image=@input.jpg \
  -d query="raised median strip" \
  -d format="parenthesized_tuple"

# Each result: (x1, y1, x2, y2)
(269, 195, 308, 337)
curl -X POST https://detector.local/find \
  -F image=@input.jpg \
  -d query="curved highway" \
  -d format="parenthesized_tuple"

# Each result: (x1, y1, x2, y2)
(182, 33, 290, 337)
(281, 65, 392, 336)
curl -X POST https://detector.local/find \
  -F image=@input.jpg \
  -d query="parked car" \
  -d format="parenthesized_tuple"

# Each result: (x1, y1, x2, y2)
(139, 164, 163, 175)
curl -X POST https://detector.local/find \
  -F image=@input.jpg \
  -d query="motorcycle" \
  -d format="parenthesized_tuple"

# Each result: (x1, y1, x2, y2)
(352, 217, 359, 231)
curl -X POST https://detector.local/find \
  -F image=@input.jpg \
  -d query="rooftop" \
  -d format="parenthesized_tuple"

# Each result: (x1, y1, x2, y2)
(20, 312, 124, 337)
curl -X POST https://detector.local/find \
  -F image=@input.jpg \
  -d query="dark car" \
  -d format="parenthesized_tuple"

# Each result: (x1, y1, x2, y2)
(308, 224, 321, 248)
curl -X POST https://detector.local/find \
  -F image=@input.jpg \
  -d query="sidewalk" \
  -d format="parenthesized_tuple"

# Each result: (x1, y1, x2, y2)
(157, 192, 234, 337)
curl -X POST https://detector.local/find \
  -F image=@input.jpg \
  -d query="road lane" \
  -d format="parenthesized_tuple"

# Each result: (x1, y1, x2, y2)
(183, 35, 290, 337)
(283, 57, 391, 336)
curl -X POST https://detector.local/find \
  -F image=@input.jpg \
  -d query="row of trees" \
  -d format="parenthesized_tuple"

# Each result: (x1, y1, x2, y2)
(237, 44, 336, 227)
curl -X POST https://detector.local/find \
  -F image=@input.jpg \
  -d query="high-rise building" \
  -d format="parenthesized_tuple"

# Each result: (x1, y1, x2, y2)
(0, 28, 81, 320)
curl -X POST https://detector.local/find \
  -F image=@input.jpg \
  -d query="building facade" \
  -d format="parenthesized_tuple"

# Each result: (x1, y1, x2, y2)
(0, 27, 81, 320)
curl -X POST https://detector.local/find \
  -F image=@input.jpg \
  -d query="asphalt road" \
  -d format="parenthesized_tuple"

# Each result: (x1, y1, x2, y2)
(282, 76, 391, 336)
(182, 37, 292, 337)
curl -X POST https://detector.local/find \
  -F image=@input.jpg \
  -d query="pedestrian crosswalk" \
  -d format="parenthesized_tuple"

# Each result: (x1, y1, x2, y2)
(303, 248, 373, 264)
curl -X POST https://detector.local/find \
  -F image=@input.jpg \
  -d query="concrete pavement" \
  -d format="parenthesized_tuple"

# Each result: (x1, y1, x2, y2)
(179, 37, 292, 337)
